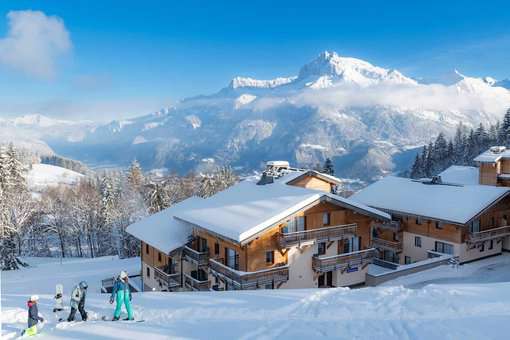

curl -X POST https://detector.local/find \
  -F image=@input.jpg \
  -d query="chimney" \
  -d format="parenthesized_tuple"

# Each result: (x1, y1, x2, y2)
(257, 161, 290, 185)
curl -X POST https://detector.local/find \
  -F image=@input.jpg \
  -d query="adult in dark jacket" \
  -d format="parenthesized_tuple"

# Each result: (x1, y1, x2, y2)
(22, 295, 44, 336)
(67, 281, 88, 321)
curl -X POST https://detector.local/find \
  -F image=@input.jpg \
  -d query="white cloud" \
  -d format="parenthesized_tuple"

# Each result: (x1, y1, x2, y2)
(0, 10, 71, 79)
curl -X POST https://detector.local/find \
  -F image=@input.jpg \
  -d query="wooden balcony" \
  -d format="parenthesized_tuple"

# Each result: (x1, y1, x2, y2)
(312, 248, 377, 273)
(371, 237, 403, 252)
(279, 223, 357, 248)
(183, 246, 209, 266)
(468, 226, 510, 244)
(153, 266, 181, 289)
(373, 221, 401, 232)
(209, 258, 289, 290)
(183, 273, 209, 291)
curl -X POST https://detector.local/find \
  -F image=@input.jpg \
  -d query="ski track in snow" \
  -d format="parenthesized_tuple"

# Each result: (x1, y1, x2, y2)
(3, 255, 510, 339)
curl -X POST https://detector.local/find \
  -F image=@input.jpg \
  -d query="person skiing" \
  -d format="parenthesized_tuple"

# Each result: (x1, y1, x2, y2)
(67, 281, 88, 322)
(110, 271, 133, 320)
(21, 295, 44, 336)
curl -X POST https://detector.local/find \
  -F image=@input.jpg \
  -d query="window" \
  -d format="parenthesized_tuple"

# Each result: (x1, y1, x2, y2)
(435, 221, 443, 229)
(318, 242, 326, 255)
(469, 219, 480, 233)
(414, 236, 422, 248)
(146, 267, 150, 278)
(158, 252, 162, 262)
(415, 217, 422, 225)
(435, 241, 454, 255)
(491, 217, 495, 226)
(405, 256, 412, 264)
(323, 212, 331, 226)
(214, 242, 220, 255)
(145, 244, 149, 254)
(480, 243, 485, 252)
(489, 240, 494, 250)
(266, 250, 275, 264)
(296, 216, 306, 231)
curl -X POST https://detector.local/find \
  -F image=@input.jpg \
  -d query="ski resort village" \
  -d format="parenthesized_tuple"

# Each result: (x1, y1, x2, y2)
(3, 2, 510, 339)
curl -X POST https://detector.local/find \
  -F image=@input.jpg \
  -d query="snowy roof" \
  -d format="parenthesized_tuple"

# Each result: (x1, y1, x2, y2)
(174, 179, 389, 244)
(438, 166, 479, 186)
(351, 176, 510, 225)
(126, 197, 203, 254)
(474, 147, 510, 163)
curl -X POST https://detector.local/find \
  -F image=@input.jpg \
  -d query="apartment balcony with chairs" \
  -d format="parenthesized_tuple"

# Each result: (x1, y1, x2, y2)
(153, 265, 181, 290)
(183, 245, 209, 266)
(279, 223, 357, 248)
(312, 248, 377, 273)
(467, 225, 510, 244)
(209, 258, 289, 290)
(371, 237, 403, 252)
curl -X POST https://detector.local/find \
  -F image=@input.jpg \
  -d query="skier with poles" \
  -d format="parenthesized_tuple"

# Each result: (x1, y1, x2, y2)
(110, 271, 133, 321)
(67, 281, 88, 322)
(21, 295, 44, 336)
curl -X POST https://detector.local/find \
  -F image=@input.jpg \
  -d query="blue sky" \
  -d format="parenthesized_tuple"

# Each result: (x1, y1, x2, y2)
(0, 0, 509, 121)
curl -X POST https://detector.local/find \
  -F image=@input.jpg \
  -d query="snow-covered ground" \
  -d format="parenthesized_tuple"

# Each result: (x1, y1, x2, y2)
(2, 255, 510, 339)
(26, 164, 83, 192)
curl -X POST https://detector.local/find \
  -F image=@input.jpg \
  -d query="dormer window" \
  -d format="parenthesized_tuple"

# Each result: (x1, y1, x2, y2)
(323, 212, 331, 226)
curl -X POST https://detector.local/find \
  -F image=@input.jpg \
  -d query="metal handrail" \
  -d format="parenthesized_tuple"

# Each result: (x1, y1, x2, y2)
(373, 221, 401, 231)
(209, 258, 289, 290)
(312, 248, 377, 273)
(154, 266, 181, 288)
(183, 246, 209, 266)
(183, 273, 209, 291)
(468, 225, 510, 243)
(279, 223, 357, 248)
(371, 237, 403, 251)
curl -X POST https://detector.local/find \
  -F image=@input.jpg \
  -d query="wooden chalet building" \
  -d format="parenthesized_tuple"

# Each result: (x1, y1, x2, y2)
(127, 162, 391, 291)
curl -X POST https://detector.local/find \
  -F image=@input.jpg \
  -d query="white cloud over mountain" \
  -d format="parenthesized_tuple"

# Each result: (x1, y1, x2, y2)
(0, 10, 71, 79)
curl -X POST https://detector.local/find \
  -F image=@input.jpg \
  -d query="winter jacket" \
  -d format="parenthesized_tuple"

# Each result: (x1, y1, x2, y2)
(70, 285, 86, 309)
(110, 278, 131, 302)
(27, 301, 43, 328)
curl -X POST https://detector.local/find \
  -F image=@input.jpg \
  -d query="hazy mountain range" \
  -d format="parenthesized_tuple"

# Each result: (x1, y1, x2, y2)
(2, 51, 510, 180)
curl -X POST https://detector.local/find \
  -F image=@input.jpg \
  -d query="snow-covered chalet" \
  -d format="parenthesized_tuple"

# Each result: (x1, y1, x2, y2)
(127, 161, 392, 291)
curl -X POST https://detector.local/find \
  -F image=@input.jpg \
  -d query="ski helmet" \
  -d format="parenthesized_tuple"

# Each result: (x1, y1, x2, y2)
(30, 295, 39, 302)
(120, 271, 128, 279)
(79, 281, 88, 289)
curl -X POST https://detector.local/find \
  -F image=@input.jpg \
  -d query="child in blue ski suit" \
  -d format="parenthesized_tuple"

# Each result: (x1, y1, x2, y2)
(110, 271, 133, 320)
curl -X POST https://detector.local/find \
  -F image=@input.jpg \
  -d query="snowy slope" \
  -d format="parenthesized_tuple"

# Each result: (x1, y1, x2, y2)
(26, 164, 84, 192)
(2, 256, 510, 339)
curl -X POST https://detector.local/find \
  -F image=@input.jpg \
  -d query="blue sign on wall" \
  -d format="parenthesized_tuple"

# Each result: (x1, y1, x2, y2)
(346, 266, 358, 273)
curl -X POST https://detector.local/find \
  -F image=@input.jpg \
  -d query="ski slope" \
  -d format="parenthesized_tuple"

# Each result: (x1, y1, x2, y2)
(2, 255, 510, 339)
(26, 164, 83, 192)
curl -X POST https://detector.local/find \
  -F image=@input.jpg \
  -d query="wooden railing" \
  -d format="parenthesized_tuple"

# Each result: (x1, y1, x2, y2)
(183, 246, 209, 266)
(468, 226, 510, 244)
(209, 259, 289, 290)
(279, 223, 357, 248)
(183, 273, 209, 291)
(371, 237, 403, 252)
(154, 266, 181, 289)
(312, 248, 377, 273)
(373, 221, 401, 232)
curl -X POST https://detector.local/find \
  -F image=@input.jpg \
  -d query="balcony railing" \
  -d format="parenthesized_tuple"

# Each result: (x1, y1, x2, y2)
(373, 221, 401, 232)
(153, 266, 181, 289)
(371, 237, 403, 252)
(183, 246, 209, 266)
(468, 225, 510, 244)
(279, 223, 357, 248)
(209, 258, 289, 290)
(312, 248, 377, 273)
(183, 273, 209, 291)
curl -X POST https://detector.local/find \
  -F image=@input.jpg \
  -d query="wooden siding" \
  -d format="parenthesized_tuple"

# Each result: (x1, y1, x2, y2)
(288, 176, 332, 193)
(141, 241, 171, 268)
(479, 163, 498, 186)
(500, 159, 510, 174)
(192, 229, 248, 270)
(403, 218, 462, 243)
(461, 195, 510, 241)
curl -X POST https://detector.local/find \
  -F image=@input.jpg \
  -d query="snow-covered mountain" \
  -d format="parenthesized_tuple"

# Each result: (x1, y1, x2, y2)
(7, 51, 510, 180)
